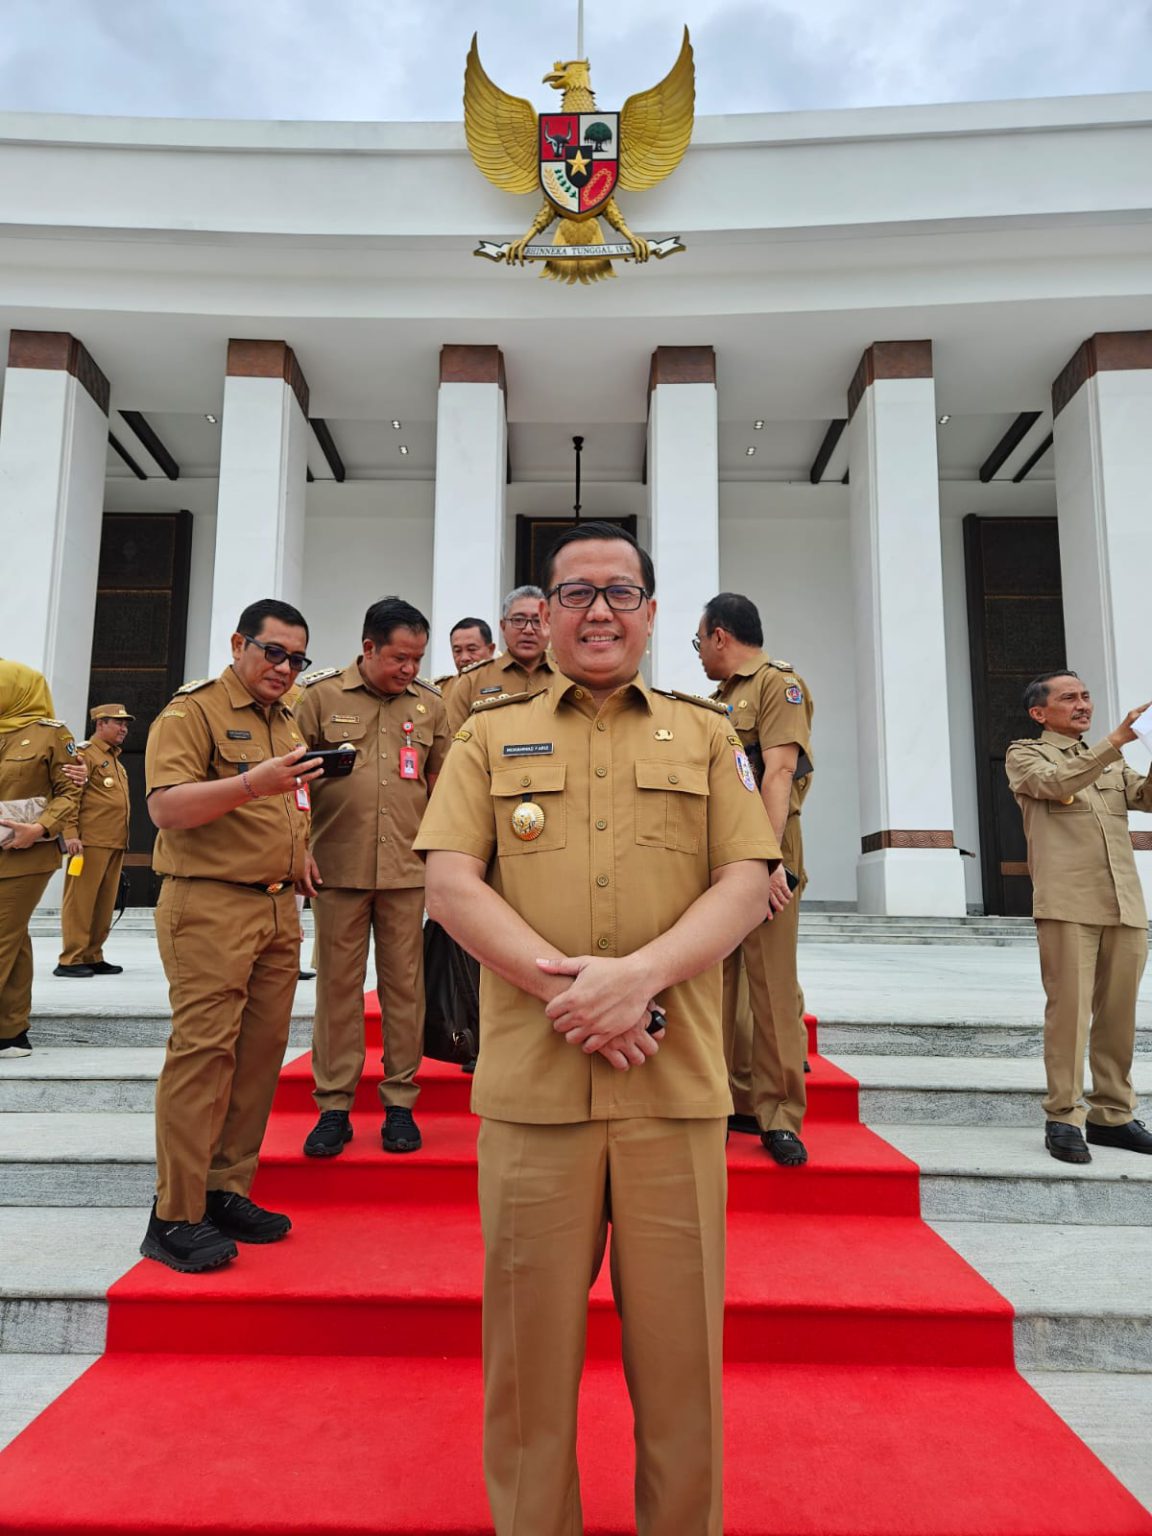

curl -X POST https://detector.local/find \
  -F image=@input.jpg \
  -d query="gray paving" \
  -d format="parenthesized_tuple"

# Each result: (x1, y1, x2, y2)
(0, 1355, 99, 1453)
(1024, 1372, 1152, 1512)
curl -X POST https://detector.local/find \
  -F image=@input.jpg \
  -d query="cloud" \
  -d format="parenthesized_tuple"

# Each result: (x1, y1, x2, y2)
(0, 0, 1148, 122)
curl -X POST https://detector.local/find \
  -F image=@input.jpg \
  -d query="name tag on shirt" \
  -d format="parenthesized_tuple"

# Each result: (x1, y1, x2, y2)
(502, 743, 554, 758)
(227, 730, 252, 741)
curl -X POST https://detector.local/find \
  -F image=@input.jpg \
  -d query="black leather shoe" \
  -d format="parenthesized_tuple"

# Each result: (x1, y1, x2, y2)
(298, 969, 317, 981)
(1045, 1121, 1092, 1164)
(727, 1113, 760, 1136)
(803, 1059, 812, 1074)
(460, 1058, 477, 1075)
(140, 1205, 237, 1273)
(53, 964, 94, 978)
(205, 1191, 291, 1243)
(382, 1106, 422, 1153)
(762, 1130, 808, 1166)
(88, 961, 123, 975)
(303, 1109, 353, 1158)
(0, 1031, 32, 1060)
(1085, 1118, 1152, 1154)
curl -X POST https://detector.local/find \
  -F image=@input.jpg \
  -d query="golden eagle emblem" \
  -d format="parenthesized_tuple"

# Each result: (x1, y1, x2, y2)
(464, 29, 695, 284)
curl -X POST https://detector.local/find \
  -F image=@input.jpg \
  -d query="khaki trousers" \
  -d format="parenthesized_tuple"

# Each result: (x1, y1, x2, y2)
(0, 871, 53, 1039)
(722, 886, 807, 1133)
(311, 885, 426, 1112)
(477, 1116, 726, 1536)
(1035, 918, 1147, 1127)
(153, 878, 298, 1222)
(59, 846, 123, 965)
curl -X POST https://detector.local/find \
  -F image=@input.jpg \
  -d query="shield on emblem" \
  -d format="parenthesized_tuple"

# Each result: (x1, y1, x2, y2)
(539, 112, 619, 218)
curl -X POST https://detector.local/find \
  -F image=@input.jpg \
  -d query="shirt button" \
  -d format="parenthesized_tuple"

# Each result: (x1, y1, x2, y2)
(595, 766, 608, 778)
(668, 773, 679, 784)
(573, 689, 584, 700)
(520, 775, 532, 788)
(595, 819, 607, 830)
(379, 836, 387, 843)
(596, 875, 609, 887)
(596, 937, 610, 950)
(595, 720, 606, 732)
(381, 778, 388, 786)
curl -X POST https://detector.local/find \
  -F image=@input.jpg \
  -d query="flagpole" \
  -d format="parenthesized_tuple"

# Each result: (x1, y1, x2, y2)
(576, 0, 584, 56)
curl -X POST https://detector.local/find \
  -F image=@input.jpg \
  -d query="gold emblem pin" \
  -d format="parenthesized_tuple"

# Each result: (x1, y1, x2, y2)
(103, 776, 114, 787)
(511, 799, 545, 841)
(655, 729, 673, 741)
(416, 703, 428, 714)
(737, 699, 749, 709)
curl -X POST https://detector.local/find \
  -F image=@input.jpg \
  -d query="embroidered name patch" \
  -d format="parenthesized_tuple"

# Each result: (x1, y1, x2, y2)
(502, 742, 554, 758)
(227, 730, 252, 740)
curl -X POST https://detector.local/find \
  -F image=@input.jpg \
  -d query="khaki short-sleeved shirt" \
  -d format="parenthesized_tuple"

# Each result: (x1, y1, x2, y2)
(414, 671, 781, 1123)
(445, 650, 558, 735)
(1005, 729, 1152, 928)
(70, 741, 130, 850)
(714, 653, 814, 879)
(146, 668, 309, 886)
(294, 661, 449, 890)
(0, 720, 80, 880)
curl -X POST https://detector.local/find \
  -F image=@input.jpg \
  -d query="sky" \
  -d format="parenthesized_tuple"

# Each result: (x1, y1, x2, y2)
(0, 0, 1148, 122)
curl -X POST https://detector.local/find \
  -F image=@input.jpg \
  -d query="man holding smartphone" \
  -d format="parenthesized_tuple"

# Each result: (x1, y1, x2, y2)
(696, 593, 815, 1166)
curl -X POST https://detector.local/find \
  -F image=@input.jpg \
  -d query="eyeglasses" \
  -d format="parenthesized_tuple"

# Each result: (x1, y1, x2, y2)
(548, 583, 649, 612)
(243, 636, 311, 672)
(505, 615, 544, 630)
(691, 636, 703, 653)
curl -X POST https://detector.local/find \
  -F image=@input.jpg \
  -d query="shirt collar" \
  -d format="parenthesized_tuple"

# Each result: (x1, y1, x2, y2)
(545, 671, 654, 715)
(728, 649, 772, 681)
(1039, 728, 1084, 751)
(220, 665, 292, 716)
(343, 658, 420, 702)
(498, 648, 554, 675)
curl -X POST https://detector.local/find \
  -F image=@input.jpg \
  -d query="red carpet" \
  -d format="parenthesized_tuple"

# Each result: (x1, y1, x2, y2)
(1, 1003, 1149, 1534)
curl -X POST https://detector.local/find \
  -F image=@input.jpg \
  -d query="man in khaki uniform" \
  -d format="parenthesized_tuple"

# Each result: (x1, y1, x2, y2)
(141, 599, 323, 1273)
(1007, 670, 1152, 1164)
(696, 593, 815, 1166)
(445, 585, 555, 734)
(0, 661, 81, 1059)
(55, 703, 133, 977)
(295, 597, 450, 1157)
(433, 616, 496, 715)
(416, 523, 779, 1536)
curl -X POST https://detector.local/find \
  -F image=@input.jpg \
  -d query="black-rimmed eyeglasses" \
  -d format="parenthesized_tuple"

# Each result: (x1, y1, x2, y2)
(243, 636, 311, 672)
(547, 583, 649, 611)
(505, 615, 545, 630)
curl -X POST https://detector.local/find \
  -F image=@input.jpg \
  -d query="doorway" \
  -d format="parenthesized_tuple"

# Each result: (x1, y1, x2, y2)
(515, 515, 638, 588)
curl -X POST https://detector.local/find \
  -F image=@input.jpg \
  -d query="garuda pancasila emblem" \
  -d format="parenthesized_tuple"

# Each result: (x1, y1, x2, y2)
(465, 29, 694, 284)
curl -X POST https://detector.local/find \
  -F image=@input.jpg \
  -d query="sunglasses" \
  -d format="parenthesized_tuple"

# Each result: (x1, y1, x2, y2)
(243, 636, 312, 672)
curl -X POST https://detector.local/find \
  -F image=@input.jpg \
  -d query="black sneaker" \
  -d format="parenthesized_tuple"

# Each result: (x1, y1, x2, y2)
(382, 1106, 422, 1153)
(205, 1191, 291, 1243)
(89, 961, 123, 975)
(303, 1109, 353, 1158)
(53, 964, 95, 978)
(761, 1129, 808, 1166)
(140, 1206, 237, 1273)
(0, 1031, 32, 1060)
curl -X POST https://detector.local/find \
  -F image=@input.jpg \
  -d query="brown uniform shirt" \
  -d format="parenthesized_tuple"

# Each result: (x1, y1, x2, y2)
(69, 741, 130, 849)
(415, 672, 781, 1123)
(1006, 729, 1152, 928)
(445, 650, 559, 735)
(145, 668, 309, 886)
(294, 661, 449, 890)
(714, 653, 814, 880)
(0, 720, 81, 880)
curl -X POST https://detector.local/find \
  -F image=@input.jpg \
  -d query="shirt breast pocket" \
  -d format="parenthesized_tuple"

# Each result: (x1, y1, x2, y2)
(490, 762, 567, 856)
(1098, 784, 1129, 815)
(326, 718, 368, 747)
(213, 740, 267, 775)
(634, 761, 709, 854)
(1049, 796, 1089, 814)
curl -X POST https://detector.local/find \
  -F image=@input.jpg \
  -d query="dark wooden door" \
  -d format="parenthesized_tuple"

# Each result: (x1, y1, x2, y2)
(963, 515, 1066, 916)
(87, 512, 193, 906)
(515, 515, 638, 588)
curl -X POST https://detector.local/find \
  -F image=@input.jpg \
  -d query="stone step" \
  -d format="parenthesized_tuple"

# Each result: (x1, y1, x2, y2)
(820, 1017, 1152, 1059)
(1022, 1372, 1152, 1513)
(21, 1012, 314, 1050)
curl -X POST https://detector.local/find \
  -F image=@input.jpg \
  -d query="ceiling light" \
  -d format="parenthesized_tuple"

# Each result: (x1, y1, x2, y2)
(753, 420, 765, 430)
(391, 420, 402, 430)
(399, 444, 409, 455)
(745, 446, 756, 456)
(204, 413, 218, 424)
(938, 413, 951, 425)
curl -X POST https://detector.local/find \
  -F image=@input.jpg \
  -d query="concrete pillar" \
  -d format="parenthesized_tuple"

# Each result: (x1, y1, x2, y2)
(0, 330, 109, 737)
(646, 347, 719, 691)
(846, 340, 967, 916)
(1052, 330, 1152, 903)
(208, 339, 310, 669)
(430, 345, 507, 678)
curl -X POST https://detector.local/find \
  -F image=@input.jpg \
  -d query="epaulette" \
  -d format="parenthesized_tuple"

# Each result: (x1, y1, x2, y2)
(76, 739, 90, 750)
(433, 674, 454, 689)
(470, 690, 537, 713)
(298, 667, 340, 688)
(652, 688, 729, 716)
(415, 676, 442, 697)
(38, 717, 67, 728)
(767, 658, 794, 672)
(459, 658, 489, 676)
(175, 678, 212, 695)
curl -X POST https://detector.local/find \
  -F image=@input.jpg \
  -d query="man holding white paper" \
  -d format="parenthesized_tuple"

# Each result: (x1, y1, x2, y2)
(1007, 673, 1152, 1164)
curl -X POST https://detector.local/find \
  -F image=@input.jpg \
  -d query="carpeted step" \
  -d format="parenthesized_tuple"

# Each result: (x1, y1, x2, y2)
(104, 1206, 1011, 1367)
(0, 1353, 1147, 1535)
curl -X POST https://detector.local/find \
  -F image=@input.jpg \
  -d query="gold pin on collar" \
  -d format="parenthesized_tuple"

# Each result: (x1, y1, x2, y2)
(655, 729, 673, 741)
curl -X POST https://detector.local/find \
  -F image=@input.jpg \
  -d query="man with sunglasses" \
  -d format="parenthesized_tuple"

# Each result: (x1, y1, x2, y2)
(445, 585, 556, 734)
(417, 525, 780, 1536)
(140, 598, 323, 1273)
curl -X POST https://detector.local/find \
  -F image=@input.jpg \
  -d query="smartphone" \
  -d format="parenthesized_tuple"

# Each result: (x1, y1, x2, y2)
(784, 867, 800, 893)
(299, 746, 356, 780)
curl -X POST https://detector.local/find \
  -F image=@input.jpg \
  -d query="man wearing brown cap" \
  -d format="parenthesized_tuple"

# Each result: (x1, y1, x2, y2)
(55, 704, 133, 978)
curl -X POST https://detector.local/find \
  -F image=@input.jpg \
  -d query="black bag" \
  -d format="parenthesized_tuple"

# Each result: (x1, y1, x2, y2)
(422, 919, 480, 1065)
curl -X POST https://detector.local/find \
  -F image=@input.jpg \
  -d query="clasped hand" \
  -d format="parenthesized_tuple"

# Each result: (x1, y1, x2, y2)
(536, 955, 665, 1073)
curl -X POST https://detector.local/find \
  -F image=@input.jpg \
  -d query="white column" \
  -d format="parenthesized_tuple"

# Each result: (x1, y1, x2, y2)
(208, 340, 309, 669)
(1052, 331, 1152, 905)
(646, 347, 719, 691)
(0, 331, 109, 737)
(430, 346, 507, 678)
(847, 341, 967, 916)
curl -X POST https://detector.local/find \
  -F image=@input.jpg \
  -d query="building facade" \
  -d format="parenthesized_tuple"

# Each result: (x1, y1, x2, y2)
(1, 95, 1150, 913)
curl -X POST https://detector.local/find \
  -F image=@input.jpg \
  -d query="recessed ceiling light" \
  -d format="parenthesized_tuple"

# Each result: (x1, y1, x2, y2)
(399, 444, 409, 455)
(391, 420, 402, 430)
(753, 420, 765, 430)
(938, 413, 951, 425)
(745, 446, 756, 456)
(204, 413, 218, 424)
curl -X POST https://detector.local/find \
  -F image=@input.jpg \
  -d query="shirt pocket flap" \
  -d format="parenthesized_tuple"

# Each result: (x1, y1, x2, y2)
(490, 763, 567, 797)
(215, 739, 268, 766)
(634, 761, 710, 797)
(326, 718, 368, 743)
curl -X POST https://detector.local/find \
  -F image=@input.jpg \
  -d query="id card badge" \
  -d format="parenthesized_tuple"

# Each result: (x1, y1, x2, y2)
(295, 783, 312, 811)
(399, 745, 420, 780)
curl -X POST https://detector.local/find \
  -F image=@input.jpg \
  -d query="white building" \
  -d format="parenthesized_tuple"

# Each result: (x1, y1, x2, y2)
(1, 94, 1150, 915)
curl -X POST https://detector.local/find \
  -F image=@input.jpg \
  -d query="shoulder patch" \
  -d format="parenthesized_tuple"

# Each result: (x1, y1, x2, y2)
(460, 658, 489, 676)
(470, 691, 536, 713)
(433, 674, 454, 688)
(651, 688, 729, 717)
(454, 728, 472, 742)
(415, 676, 442, 697)
(767, 658, 794, 673)
(299, 667, 340, 688)
(175, 678, 212, 695)
(38, 717, 67, 729)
